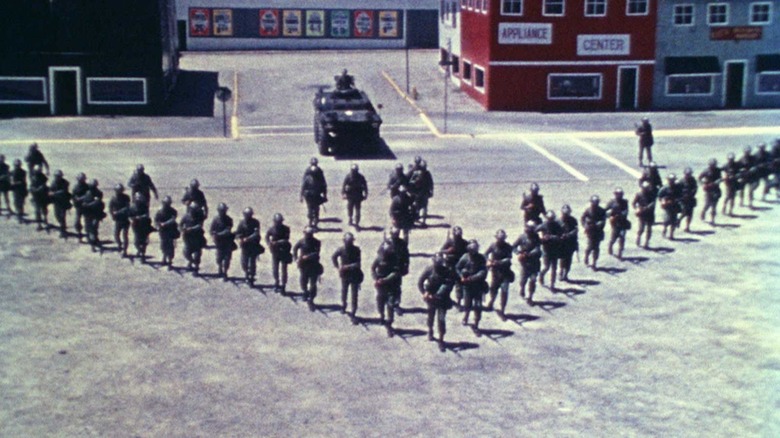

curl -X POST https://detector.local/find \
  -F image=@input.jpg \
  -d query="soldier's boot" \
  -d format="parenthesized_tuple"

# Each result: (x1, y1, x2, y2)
(617, 241, 625, 259)
(527, 282, 536, 306)
(438, 335, 446, 352)
(499, 291, 508, 321)
(486, 291, 496, 311)
(427, 327, 434, 341)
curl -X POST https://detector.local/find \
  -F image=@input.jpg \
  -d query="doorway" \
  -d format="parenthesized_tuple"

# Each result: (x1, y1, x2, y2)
(617, 66, 638, 110)
(724, 61, 745, 109)
(49, 67, 82, 115)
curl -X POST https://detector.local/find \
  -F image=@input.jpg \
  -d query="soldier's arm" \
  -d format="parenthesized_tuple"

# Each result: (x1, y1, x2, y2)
(417, 267, 432, 293)
(331, 248, 341, 268)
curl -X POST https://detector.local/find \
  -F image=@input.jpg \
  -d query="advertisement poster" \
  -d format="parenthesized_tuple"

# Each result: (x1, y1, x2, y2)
(259, 9, 279, 37)
(306, 10, 326, 37)
(353, 10, 374, 38)
(330, 10, 350, 38)
(378, 11, 399, 38)
(282, 10, 302, 37)
(213, 9, 233, 37)
(189, 8, 211, 37)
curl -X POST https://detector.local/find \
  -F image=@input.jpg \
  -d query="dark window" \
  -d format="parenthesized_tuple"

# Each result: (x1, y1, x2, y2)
(0, 78, 47, 103)
(88, 79, 146, 104)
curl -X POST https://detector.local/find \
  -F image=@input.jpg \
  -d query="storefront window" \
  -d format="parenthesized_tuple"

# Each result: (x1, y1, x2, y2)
(757, 73, 780, 94)
(548, 74, 602, 99)
(666, 75, 714, 96)
(673, 4, 694, 25)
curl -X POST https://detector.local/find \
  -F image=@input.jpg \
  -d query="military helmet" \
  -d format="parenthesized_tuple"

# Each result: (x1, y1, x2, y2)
(136, 164, 145, 172)
(304, 225, 315, 235)
(466, 239, 479, 252)
(432, 252, 446, 267)
(641, 181, 652, 190)
(420, 160, 427, 170)
(590, 195, 600, 204)
(310, 157, 318, 166)
(343, 232, 355, 243)
(525, 220, 537, 229)
(114, 183, 124, 192)
(30, 142, 39, 150)
(530, 182, 540, 193)
(414, 155, 423, 165)
(684, 167, 693, 175)
(561, 204, 572, 214)
(727, 152, 735, 160)
(54, 169, 63, 178)
(273, 213, 284, 223)
(649, 161, 658, 168)
(758, 143, 767, 151)
(13, 159, 21, 166)
(89, 179, 99, 187)
(243, 207, 253, 216)
(744, 146, 751, 154)
(217, 202, 228, 212)
(389, 225, 400, 237)
(351, 163, 359, 172)
(495, 229, 507, 241)
(162, 196, 173, 205)
(77, 172, 86, 181)
(190, 178, 200, 188)
(395, 163, 403, 171)
(545, 210, 556, 220)
(452, 225, 463, 237)
(708, 158, 717, 167)
(189, 201, 200, 211)
(614, 187, 624, 196)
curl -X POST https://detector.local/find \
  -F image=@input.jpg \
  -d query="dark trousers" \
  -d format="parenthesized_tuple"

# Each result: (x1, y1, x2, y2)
(426, 303, 447, 339)
(340, 278, 359, 315)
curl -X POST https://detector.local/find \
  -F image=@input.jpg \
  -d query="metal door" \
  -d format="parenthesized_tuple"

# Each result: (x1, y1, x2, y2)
(617, 66, 638, 110)
(49, 67, 82, 115)
(724, 61, 745, 109)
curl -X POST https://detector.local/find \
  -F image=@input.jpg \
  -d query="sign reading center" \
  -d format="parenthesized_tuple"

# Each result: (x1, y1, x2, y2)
(498, 23, 552, 45)
(577, 34, 630, 56)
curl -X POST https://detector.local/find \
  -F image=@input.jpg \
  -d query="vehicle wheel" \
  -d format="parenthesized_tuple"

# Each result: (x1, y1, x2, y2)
(318, 132, 331, 156)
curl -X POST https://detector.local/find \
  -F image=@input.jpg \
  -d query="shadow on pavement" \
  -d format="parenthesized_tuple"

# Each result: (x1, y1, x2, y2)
(333, 138, 396, 161)
(162, 70, 219, 117)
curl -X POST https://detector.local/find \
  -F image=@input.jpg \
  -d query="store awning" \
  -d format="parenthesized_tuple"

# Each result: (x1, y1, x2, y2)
(664, 56, 721, 75)
(756, 54, 780, 72)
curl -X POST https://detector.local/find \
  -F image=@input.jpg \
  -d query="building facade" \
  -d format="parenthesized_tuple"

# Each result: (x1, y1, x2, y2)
(177, 0, 438, 50)
(0, 0, 179, 116)
(446, 0, 657, 111)
(653, 0, 780, 110)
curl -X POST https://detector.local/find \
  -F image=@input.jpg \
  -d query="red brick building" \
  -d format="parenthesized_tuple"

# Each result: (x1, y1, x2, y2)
(451, 0, 657, 111)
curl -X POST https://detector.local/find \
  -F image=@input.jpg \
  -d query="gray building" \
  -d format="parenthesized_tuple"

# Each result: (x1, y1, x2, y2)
(176, 0, 438, 51)
(654, 0, 780, 110)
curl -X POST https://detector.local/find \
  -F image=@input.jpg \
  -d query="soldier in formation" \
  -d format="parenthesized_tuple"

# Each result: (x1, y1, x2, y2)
(581, 195, 606, 270)
(293, 226, 323, 310)
(235, 207, 264, 286)
(341, 164, 368, 228)
(154, 196, 179, 269)
(300, 158, 328, 228)
(408, 160, 434, 226)
(266, 213, 292, 293)
(127, 164, 158, 202)
(558, 204, 579, 281)
(418, 253, 457, 351)
(210, 203, 236, 280)
(24, 143, 49, 179)
(635, 117, 654, 166)
(29, 165, 49, 230)
(633, 182, 655, 248)
(331, 232, 363, 323)
(658, 175, 682, 240)
(180, 202, 206, 274)
(537, 210, 563, 290)
(71, 173, 89, 240)
(699, 159, 722, 225)
(520, 182, 546, 225)
(456, 239, 488, 335)
(513, 221, 542, 306)
(81, 179, 105, 252)
(130, 193, 154, 261)
(49, 170, 71, 238)
(9, 160, 27, 223)
(440, 225, 468, 308)
(389, 185, 415, 241)
(109, 184, 132, 257)
(0, 155, 11, 215)
(721, 153, 740, 216)
(182, 179, 208, 220)
(678, 167, 698, 233)
(484, 229, 514, 320)
(371, 240, 400, 337)
(605, 188, 630, 259)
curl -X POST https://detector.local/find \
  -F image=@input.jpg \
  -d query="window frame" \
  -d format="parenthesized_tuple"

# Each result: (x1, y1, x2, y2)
(756, 72, 780, 94)
(462, 60, 473, 84)
(86, 77, 148, 105)
(707, 3, 729, 26)
(0, 77, 48, 104)
(474, 65, 486, 92)
(584, 0, 607, 17)
(665, 74, 716, 96)
(543, 0, 566, 17)
(501, 0, 524, 16)
(749, 2, 772, 25)
(547, 73, 603, 100)
(626, 0, 649, 16)
(672, 4, 695, 26)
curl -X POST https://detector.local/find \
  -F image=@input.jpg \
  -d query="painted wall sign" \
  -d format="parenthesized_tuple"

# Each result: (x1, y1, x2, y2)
(378, 10, 399, 38)
(710, 26, 762, 41)
(354, 10, 374, 38)
(189, 8, 211, 37)
(330, 10, 350, 37)
(259, 9, 279, 36)
(498, 23, 552, 45)
(306, 10, 325, 37)
(576, 34, 630, 56)
(213, 9, 233, 36)
(282, 10, 302, 37)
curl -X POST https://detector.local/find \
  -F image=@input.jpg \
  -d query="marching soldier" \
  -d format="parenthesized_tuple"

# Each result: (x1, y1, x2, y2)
(331, 232, 363, 322)
(129, 193, 154, 261)
(109, 184, 132, 257)
(762, 140, 780, 200)
(180, 202, 207, 274)
(558, 204, 579, 282)
(440, 225, 468, 308)
(293, 226, 323, 311)
(581, 195, 606, 270)
(387, 163, 408, 198)
(210, 203, 236, 280)
(387, 226, 410, 315)
(406, 155, 424, 180)
(154, 196, 179, 269)
(0, 155, 11, 215)
(456, 240, 488, 335)
(24, 143, 49, 179)
(127, 164, 159, 202)
(182, 178, 208, 220)
(699, 159, 722, 225)
(520, 182, 546, 225)
(371, 240, 400, 337)
(341, 163, 368, 228)
(605, 188, 631, 259)
(71, 173, 89, 240)
(633, 181, 656, 248)
(513, 221, 542, 306)
(29, 165, 49, 230)
(266, 213, 292, 293)
(679, 167, 698, 232)
(235, 207, 264, 286)
(81, 179, 105, 252)
(408, 160, 434, 226)
(484, 229, 514, 320)
(738, 146, 758, 208)
(49, 170, 71, 238)
(300, 157, 328, 228)
(721, 153, 740, 216)
(9, 159, 26, 223)
(389, 185, 415, 241)
(658, 174, 681, 240)
(635, 117, 654, 167)
(537, 210, 563, 290)
(639, 161, 663, 198)
(418, 253, 457, 351)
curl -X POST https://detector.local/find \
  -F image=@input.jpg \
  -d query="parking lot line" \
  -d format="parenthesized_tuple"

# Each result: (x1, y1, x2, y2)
(568, 136, 642, 179)
(519, 135, 590, 182)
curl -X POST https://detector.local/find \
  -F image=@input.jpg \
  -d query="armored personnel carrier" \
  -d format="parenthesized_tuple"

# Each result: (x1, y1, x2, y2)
(313, 70, 382, 155)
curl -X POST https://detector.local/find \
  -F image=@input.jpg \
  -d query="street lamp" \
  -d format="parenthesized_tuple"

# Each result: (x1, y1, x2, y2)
(215, 86, 232, 138)
(438, 39, 454, 134)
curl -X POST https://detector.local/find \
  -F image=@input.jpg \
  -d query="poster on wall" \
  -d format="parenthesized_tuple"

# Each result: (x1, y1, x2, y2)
(330, 10, 350, 38)
(259, 9, 279, 36)
(378, 11, 398, 38)
(353, 10, 375, 38)
(189, 8, 211, 37)
(306, 10, 325, 37)
(282, 10, 302, 37)
(213, 9, 233, 36)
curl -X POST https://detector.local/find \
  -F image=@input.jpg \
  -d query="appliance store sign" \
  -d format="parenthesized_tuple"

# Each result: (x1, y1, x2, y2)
(498, 23, 552, 45)
(577, 34, 630, 56)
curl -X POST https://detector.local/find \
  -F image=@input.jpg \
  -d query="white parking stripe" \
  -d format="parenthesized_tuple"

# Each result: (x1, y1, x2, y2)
(568, 136, 642, 179)
(519, 136, 589, 182)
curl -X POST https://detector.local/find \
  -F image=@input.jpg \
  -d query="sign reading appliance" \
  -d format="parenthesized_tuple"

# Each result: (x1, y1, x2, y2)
(498, 23, 552, 45)
(577, 35, 630, 56)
